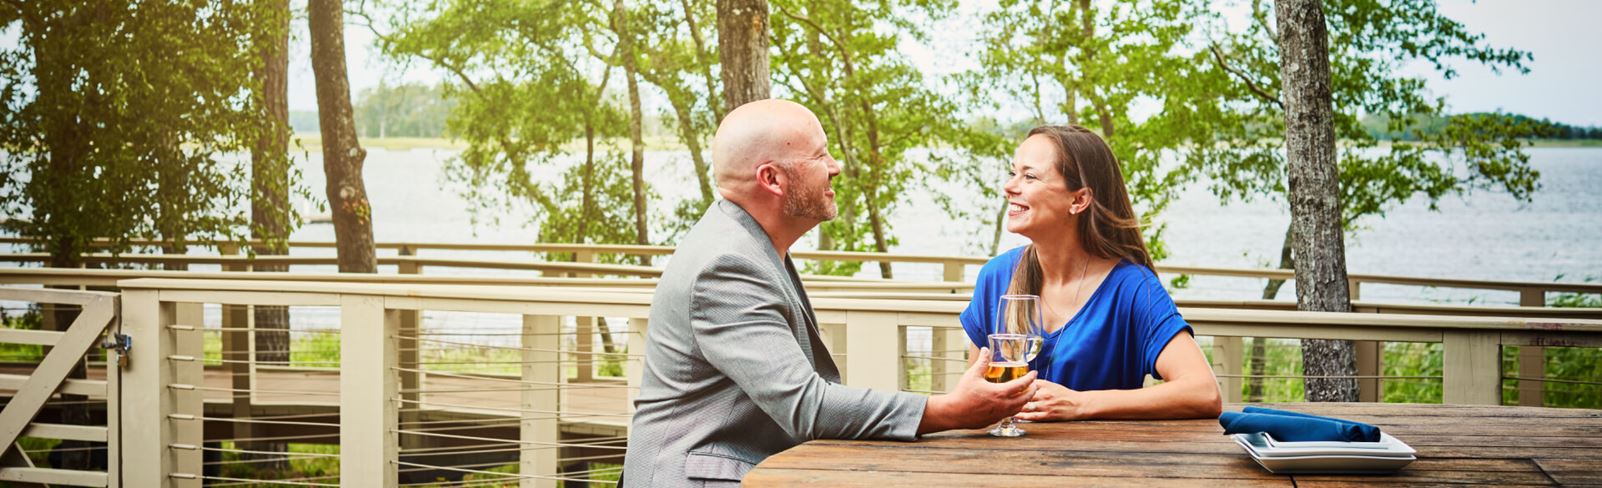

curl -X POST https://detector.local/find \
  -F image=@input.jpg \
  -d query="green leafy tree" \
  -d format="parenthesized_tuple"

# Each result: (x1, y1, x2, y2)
(770, 0, 962, 278)
(354, 82, 456, 138)
(1, 1, 280, 264)
(956, 0, 1206, 263)
(365, 2, 640, 250)
(1199, 0, 1543, 401)
(0, 0, 280, 469)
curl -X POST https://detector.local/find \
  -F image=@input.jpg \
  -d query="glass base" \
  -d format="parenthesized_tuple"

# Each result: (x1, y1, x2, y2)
(988, 419, 1026, 437)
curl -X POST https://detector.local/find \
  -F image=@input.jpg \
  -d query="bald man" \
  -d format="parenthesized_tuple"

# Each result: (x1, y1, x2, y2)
(622, 100, 1036, 487)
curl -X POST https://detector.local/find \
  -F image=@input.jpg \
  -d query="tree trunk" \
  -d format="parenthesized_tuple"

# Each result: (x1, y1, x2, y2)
(1276, 0, 1357, 402)
(249, 0, 294, 470)
(670, 94, 716, 209)
(35, 28, 98, 469)
(617, 0, 651, 258)
(716, 0, 771, 112)
(680, 0, 724, 122)
(309, 0, 377, 273)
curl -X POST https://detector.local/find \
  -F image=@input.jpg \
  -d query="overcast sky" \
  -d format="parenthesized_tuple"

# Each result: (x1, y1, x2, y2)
(281, 1, 1602, 127)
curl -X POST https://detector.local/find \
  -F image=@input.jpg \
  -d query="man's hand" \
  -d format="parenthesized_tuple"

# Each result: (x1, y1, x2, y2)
(1013, 379, 1092, 421)
(917, 348, 1036, 434)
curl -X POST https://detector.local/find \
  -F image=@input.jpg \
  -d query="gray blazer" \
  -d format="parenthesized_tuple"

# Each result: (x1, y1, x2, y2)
(622, 200, 926, 487)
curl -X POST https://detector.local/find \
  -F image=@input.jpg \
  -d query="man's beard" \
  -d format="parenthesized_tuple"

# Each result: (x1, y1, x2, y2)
(780, 166, 837, 221)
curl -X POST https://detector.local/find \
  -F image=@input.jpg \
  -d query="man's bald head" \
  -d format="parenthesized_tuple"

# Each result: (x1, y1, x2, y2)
(712, 99, 826, 198)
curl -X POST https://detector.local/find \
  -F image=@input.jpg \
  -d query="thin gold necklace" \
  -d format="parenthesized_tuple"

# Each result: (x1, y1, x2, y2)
(1045, 256, 1095, 329)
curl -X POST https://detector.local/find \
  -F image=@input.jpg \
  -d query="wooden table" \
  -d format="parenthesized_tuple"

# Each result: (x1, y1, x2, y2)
(744, 403, 1602, 487)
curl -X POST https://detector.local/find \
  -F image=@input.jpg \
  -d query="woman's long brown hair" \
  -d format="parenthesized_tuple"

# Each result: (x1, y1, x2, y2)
(1007, 125, 1154, 296)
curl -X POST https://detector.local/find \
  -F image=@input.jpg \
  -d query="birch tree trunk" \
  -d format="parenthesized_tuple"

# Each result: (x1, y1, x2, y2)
(716, 0, 771, 112)
(309, 0, 377, 273)
(1276, 0, 1358, 402)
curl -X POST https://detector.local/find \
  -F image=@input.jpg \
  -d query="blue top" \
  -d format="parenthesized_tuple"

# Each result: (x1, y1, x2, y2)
(959, 246, 1193, 390)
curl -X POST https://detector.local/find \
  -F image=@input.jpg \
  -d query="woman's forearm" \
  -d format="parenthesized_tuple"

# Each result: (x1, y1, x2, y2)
(1078, 376, 1223, 420)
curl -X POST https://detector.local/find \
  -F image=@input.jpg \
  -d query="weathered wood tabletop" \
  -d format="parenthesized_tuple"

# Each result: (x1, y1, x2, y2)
(743, 403, 1602, 487)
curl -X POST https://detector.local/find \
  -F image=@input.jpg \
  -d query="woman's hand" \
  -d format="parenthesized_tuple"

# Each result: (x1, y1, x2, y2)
(1014, 379, 1093, 421)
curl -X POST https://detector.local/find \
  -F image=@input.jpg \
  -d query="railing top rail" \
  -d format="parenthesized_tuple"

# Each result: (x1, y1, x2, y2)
(0, 286, 118, 305)
(0, 237, 989, 263)
(4, 239, 1598, 293)
(112, 278, 1602, 333)
(1158, 264, 1602, 294)
(0, 267, 971, 293)
(116, 278, 659, 306)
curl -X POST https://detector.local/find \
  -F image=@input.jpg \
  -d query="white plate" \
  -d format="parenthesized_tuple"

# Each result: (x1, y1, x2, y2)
(1241, 432, 1416, 458)
(1232, 434, 1416, 474)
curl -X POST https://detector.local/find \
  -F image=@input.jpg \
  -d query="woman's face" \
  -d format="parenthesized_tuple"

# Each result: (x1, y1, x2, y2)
(1004, 134, 1075, 240)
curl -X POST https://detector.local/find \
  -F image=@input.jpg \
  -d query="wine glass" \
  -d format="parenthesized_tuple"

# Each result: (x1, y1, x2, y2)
(986, 333, 1030, 437)
(997, 294, 1046, 364)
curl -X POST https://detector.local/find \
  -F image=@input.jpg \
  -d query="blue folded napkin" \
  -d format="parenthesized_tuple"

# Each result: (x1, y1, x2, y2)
(1219, 406, 1381, 442)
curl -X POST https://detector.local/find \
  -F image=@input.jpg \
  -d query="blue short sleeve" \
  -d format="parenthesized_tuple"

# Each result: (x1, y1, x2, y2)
(1132, 273, 1193, 380)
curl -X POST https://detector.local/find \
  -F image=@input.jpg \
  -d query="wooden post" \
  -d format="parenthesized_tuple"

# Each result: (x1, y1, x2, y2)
(172, 303, 204, 486)
(573, 251, 595, 382)
(1348, 279, 1361, 301)
(820, 322, 848, 381)
(942, 262, 964, 282)
(521, 315, 560, 488)
(625, 317, 650, 413)
(1355, 340, 1381, 402)
(1442, 331, 1501, 405)
(221, 303, 252, 454)
(844, 312, 899, 391)
(575, 317, 595, 382)
(119, 290, 174, 487)
(897, 326, 909, 391)
(929, 328, 948, 392)
(340, 295, 398, 487)
(395, 246, 423, 449)
(1518, 288, 1545, 406)
(1212, 336, 1244, 403)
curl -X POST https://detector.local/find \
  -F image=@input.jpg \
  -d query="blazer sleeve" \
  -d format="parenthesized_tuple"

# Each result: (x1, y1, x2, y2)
(689, 254, 927, 441)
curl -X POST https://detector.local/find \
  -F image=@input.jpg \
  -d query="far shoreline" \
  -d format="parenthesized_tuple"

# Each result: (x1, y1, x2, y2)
(287, 134, 1602, 152)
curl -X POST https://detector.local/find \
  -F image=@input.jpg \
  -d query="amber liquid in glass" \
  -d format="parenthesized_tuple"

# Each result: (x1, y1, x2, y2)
(984, 362, 1029, 383)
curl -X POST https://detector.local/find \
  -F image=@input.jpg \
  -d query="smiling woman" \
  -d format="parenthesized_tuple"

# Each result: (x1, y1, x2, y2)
(963, 125, 1223, 421)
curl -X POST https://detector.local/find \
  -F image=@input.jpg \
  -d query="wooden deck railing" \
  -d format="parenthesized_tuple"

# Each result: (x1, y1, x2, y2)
(1, 274, 1598, 486)
(5, 237, 1600, 300)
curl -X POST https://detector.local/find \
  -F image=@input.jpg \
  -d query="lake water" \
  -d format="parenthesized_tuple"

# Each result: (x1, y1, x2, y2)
(283, 145, 1600, 303)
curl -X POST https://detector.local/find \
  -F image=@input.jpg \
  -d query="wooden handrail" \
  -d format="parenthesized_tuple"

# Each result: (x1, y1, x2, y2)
(5, 237, 1598, 296)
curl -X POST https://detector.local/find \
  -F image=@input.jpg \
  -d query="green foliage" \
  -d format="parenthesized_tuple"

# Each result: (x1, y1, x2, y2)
(1383, 342, 1443, 403)
(0, 306, 44, 362)
(354, 82, 456, 138)
(0, 1, 290, 262)
(770, 0, 964, 275)
(1197, 0, 1544, 229)
(365, 0, 720, 248)
(956, 0, 1210, 261)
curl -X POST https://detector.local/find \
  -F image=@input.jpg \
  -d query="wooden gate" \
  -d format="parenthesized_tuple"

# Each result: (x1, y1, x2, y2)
(0, 287, 119, 487)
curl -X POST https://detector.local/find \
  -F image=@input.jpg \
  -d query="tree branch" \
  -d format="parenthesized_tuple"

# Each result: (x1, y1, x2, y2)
(1209, 43, 1284, 110)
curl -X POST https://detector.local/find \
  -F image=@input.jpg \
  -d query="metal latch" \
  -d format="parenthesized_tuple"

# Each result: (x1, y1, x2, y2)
(102, 333, 133, 368)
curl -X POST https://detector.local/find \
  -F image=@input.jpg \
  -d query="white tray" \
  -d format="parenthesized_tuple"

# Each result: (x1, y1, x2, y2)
(1242, 432, 1416, 458)
(1233, 434, 1416, 474)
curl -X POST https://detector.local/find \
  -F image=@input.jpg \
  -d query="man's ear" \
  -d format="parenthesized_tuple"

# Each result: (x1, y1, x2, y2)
(755, 162, 785, 197)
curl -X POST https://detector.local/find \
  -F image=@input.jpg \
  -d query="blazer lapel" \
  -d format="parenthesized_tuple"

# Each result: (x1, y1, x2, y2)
(718, 200, 840, 381)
